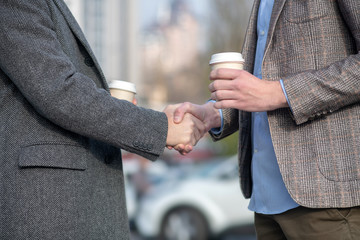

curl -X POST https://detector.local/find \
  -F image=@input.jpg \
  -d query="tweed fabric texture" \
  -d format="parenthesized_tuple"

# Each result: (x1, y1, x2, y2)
(212, 0, 360, 208)
(0, 0, 168, 239)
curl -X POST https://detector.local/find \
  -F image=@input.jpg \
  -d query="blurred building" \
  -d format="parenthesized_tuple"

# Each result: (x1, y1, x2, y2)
(140, 0, 207, 110)
(64, 0, 140, 86)
(64, 0, 209, 110)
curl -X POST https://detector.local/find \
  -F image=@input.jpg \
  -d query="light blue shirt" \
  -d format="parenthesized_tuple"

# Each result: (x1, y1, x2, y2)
(211, 0, 299, 214)
(247, 0, 299, 214)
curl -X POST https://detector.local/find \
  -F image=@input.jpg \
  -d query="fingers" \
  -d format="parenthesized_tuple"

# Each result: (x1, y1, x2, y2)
(209, 79, 239, 95)
(174, 144, 193, 155)
(173, 102, 193, 123)
(173, 102, 205, 123)
(166, 112, 205, 148)
(209, 69, 250, 94)
(183, 113, 206, 146)
(213, 100, 239, 109)
(132, 98, 138, 105)
(166, 144, 193, 155)
(210, 87, 236, 101)
(173, 144, 185, 151)
(209, 68, 243, 81)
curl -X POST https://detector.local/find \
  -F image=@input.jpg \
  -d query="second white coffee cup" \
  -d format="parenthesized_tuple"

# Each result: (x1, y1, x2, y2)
(108, 80, 136, 102)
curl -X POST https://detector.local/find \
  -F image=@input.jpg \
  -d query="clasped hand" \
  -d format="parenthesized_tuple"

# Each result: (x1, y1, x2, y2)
(164, 104, 206, 155)
(165, 68, 288, 155)
(163, 101, 221, 155)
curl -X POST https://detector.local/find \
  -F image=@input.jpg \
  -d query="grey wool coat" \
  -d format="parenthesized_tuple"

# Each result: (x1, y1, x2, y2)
(0, 0, 168, 239)
(212, 0, 360, 208)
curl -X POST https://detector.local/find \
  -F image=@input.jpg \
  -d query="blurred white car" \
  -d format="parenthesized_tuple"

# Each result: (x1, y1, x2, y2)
(123, 158, 170, 223)
(135, 155, 254, 240)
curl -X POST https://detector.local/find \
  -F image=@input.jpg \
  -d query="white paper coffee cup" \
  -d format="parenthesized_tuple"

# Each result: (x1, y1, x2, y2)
(109, 80, 136, 102)
(209, 52, 244, 70)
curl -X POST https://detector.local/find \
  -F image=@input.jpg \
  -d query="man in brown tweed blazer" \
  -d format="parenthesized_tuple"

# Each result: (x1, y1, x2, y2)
(174, 0, 360, 239)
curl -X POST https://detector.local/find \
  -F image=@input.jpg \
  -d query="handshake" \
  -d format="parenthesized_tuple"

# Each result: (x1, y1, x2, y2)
(162, 66, 288, 155)
(163, 101, 221, 155)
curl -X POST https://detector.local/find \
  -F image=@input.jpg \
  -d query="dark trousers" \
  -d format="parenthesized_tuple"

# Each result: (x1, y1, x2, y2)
(255, 206, 360, 240)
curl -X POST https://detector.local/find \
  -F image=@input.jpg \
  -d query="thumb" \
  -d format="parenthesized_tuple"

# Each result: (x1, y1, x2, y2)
(173, 102, 192, 123)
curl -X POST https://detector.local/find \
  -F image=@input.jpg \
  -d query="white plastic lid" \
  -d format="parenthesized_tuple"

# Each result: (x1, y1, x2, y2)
(108, 80, 136, 93)
(209, 52, 244, 65)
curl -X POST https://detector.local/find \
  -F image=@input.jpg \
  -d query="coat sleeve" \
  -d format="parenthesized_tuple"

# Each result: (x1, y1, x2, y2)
(0, 0, 168, 160)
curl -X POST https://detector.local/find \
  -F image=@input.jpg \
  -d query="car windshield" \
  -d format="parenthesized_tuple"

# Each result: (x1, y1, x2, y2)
(190, 160, 225, 177)
(147, 156, 238, 187)
(176, 156, 237, 179)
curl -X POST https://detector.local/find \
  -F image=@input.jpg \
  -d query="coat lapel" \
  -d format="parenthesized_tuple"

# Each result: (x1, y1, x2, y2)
(52, 0, 109, 90)
(53, 0, 88, 46)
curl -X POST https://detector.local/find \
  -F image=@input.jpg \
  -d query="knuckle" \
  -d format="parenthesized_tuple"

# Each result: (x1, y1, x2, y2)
(239, 69, 247, 77)
(214, 102, 222, 109)
(184, 136, 191, 144)
(215, 68, 224, 76)
(208, 83, 213, 92)
(215, 91, 221, 99)
(210, 69, 217, 79)
(183, 102, 192, 110)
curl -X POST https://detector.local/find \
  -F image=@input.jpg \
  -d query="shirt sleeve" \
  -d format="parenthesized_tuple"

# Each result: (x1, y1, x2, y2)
(208, 100, 224, 134)
(279, 79, 294, 113)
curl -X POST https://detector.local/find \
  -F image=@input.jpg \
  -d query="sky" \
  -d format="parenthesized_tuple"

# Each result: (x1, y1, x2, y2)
(139, 0, 209, 28)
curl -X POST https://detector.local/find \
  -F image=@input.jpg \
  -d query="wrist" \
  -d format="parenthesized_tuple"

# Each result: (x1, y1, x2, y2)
(272, 81, 289, 110)
(204, 101, 221, 131)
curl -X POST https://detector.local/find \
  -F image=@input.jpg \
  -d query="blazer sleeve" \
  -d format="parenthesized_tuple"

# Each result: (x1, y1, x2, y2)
(0, 1, 168, 160)
(281, 0, 360, 125)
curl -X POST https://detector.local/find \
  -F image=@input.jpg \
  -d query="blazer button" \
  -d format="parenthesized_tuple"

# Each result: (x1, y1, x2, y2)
(104, 156, 113, 164)
(84, 57, 95, 67)
(133, 141, 140, 147)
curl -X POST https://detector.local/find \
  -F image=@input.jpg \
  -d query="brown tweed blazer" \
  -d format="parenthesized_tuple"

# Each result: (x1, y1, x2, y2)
(212, 0, 360, 208)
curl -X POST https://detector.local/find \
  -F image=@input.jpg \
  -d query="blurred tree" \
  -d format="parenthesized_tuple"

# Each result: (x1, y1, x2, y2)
(202, 0, 253, 156)
(207, 0, 252, 53)
(140, 0, 253, 156)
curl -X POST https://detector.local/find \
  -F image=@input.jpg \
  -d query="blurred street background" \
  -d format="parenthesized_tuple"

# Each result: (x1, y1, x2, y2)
(64, 0, 255, 239)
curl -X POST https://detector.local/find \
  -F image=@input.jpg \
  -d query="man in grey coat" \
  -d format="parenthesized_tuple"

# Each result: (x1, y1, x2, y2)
(0, 0, 206, 239)
(174, 0, 360, 239)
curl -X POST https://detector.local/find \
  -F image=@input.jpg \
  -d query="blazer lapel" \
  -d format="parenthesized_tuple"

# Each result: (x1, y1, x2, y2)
(52, 0, 109, 90)
(242, 0, 261, 72)
(265, 0, 286, 52)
